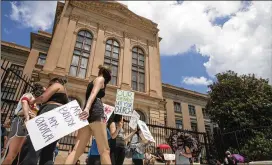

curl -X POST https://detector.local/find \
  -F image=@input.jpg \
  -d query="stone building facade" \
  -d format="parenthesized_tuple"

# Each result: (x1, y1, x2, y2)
(1, 1, 212, 132)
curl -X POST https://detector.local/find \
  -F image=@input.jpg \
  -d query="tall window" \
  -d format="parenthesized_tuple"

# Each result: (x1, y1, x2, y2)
(104, 39, 120, 86)
(69, 30, 93, 78)
(174, 102, 182, 113)
(37, 53, 47, 65)
(188, 105, 196, 116)
(202, 108, 209, 119)
(131, 47, 145, 92)
(176, 120, 183, 129)
(191, 122, 198, 131)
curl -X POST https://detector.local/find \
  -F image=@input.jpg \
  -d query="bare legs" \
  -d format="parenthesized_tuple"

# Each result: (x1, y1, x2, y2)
(65, 126, 92, 164)
(64, 122, 111, 165)
(2, 137, 26, 165)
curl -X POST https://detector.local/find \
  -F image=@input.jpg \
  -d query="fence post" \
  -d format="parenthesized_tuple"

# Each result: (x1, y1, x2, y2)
(234, 131, 240, 154)
(204, 133, 210, 162)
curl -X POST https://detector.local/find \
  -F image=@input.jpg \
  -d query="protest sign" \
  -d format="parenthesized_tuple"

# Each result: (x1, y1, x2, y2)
(129, 110, 140, 130)
(163, 154, 175, 161)
(137, 120, 155, 142)
(103, 104, 114, 123)
(26, 100, 88, 151)
(114, 89, 134, 116)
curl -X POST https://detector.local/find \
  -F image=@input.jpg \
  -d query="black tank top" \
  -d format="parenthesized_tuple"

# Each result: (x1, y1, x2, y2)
(85, 81, 106, 100)
(47, 93, 69, 105)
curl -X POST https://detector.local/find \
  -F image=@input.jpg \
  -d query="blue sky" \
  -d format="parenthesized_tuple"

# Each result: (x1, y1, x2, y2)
(2, 1, 271, 94)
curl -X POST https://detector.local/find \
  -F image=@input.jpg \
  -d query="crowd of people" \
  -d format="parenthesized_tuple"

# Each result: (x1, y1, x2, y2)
(1, 65, 154, 165)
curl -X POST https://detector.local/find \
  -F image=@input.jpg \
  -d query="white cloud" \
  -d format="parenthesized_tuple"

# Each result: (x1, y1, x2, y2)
(8, 1, 272, 83)
(9, 1, 57, 30)
(126, 1, 272, 82)
(182, 76, 213, 86)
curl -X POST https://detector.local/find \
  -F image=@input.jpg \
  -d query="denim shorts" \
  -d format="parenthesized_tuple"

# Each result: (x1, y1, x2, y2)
(88, 98, 105, 123)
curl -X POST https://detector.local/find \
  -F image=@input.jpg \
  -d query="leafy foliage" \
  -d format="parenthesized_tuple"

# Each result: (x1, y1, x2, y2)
(206, 70, 272, 161)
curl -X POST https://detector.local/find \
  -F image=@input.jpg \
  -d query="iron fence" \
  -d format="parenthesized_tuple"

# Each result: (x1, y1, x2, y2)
(1, 60, 33, 123)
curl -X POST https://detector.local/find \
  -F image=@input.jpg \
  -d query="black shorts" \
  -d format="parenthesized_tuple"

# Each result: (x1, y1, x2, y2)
(88, 98, 105, 123)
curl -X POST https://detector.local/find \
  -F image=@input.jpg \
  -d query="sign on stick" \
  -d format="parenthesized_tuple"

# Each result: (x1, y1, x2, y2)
(26, 100, 89, 151)
(114, 89, 134, 116)
(103, 104, 114, 123)
(129, 110, 140, 130)
(137, 120, 155, 143)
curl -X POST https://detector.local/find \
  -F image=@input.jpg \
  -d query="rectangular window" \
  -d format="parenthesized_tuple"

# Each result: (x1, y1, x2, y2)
(37, 53, 47, 65)
(202, 108, 209, 119)
(188, 105, 196, 116)
(205, 124, 211, 134)
(191, 122, 198, 132)
(176, 120, 183, 129)
(174, 102, 182, 113)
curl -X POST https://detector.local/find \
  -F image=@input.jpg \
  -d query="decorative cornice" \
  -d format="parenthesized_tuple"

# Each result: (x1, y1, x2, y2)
(70, 1, 158, 34)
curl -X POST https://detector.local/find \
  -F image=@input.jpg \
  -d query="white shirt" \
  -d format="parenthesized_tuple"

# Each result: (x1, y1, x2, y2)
(14, 93, 34, 115)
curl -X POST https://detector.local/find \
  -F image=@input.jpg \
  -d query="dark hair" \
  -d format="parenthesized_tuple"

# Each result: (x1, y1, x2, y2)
(49, 77, 67, 86)
(98, 65, 111, 84)
(32, 83, 45, 97)
(113, 114, 123, 123)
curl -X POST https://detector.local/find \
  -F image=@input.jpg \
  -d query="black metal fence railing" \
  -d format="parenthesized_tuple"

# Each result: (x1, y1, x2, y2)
(1, 60, 33, 123)
(1, 59, 212, 163)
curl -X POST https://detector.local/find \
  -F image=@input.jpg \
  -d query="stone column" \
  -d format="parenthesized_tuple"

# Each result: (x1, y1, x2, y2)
(23, 49, 40, 77)
(91, 25, 105, 78)
(181, 102, 191, 130)
(43, 17, 69, 73)
(86, 38, 97, 80)
(148, 45, 160, 97)
(196, 106, 205, 132)
(165, 98, 175, 127)
(121, 36, 131, 90)
(55, 19, 77, 75)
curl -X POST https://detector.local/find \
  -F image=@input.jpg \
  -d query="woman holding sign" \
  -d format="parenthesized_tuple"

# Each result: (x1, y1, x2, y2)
(1, 83, 45, 165)
(21, 77, 69, 165)
(108, 114, 136, 165)
(65, 65, 112, 165)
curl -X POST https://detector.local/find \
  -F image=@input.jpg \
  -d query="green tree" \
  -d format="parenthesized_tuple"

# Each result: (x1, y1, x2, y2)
(206, 70, 272, 161)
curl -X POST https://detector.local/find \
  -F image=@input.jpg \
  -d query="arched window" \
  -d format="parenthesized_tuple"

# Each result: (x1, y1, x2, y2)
(69, 30, 93, 78)
(136, 110, 146, 122)
(104, 39, 120, 86)
(131, 47, 145, 92)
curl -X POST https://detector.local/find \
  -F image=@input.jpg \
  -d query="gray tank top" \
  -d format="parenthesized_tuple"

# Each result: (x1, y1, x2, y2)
(115, 123, 125, 147)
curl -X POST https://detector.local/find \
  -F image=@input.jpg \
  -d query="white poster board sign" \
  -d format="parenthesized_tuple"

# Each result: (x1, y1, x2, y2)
(164, 154, 175, 161)
(129, 110, 140, 130)
(137, 120, 155, 143)
(26, 100, 89, 151)
(103, 104, 114, 123)
(114, 89, 134, 116)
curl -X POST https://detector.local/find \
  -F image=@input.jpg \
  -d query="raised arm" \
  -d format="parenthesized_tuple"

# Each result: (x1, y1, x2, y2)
(109, 122, 121, 139)
(124, 130, 137, 142)
(31, 83, 62, 104)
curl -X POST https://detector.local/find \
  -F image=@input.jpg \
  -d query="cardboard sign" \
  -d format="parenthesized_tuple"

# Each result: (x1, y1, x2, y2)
(103, 104, 114, 123)
(137, 120, 155, 143)
(114, 89, 134, 116)
(129, 110, 140, 130)
(164, 154, 175, 161)
(26, 100, 89, 151)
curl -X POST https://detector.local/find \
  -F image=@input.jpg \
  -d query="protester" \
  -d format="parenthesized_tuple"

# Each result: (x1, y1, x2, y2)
(1, 83, 45, 165)
(130, 127, 151, 165)
(224, 151, 237, 165)
(144, 148, 156, 165)
(175, 144, 192, 165)
(87, 128, 111, 165)
(21, 77, 69, 165)
(65, 65, 112, 165)
(108, 114, 136, 165)
(154, 147, 165, 163)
